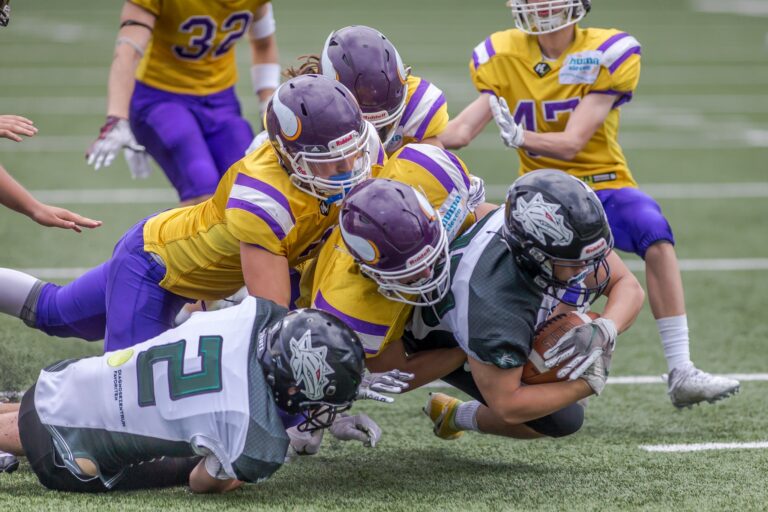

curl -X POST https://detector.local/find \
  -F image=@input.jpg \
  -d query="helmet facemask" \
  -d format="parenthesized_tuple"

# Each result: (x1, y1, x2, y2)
(506, 0, 589, 35)
(275, 121, 374, 204)
(533, 247, 611, 307)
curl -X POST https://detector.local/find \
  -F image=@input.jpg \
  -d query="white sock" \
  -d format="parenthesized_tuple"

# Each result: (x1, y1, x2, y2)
(0, 268, 40, 318)
(453, 400, 481, 432)
(656, 314, 692, 372)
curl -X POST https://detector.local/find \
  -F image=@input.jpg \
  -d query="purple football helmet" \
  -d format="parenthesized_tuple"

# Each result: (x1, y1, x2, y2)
(339, 179, 450, 306)
(266, 74, 374, 202)
(320, 25, 409, 147)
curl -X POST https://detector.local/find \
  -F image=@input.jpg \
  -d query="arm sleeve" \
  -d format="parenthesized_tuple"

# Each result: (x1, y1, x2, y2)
(128, 0, 161, 16)
(469, 36, 500, 95)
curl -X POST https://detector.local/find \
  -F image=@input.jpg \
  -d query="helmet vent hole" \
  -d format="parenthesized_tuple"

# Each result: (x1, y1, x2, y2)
(300, 103, 308, 116)
(384, 49, 391, 62)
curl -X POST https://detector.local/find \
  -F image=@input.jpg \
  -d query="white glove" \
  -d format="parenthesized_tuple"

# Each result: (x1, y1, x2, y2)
(543, 317, 617, 381)
(467, 175, 486, 212)
(329, 413, 382, 448)
(488, 95, 525, 149)
(284, 425, 324, 463)
(87, 116, 146, 171)
(124, 145, 153, 179)
(579, 349, 609, 396)
(245, 130, 270, 156)
(356, 369, 414, 403)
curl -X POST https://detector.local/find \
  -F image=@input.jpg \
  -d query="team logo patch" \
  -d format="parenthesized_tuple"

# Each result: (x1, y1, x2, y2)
(533, 62, 551, 77)
(289, 329, 335, 401)
(513, 193, 574, 247)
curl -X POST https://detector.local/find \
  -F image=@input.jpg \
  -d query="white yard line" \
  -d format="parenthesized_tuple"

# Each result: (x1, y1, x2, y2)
(640, 442, 768, 453)
(486, 182, 768, 199)
(425, 373, 768, 388)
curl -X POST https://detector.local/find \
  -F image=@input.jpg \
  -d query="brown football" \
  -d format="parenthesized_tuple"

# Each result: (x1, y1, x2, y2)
(522, 311, 601, 385)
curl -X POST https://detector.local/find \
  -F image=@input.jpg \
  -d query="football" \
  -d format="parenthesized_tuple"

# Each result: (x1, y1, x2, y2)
(522, 311, 601, 385)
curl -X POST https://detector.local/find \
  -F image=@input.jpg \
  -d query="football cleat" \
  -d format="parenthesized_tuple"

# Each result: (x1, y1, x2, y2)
(423, 392, 464, 440)
(665, 364, 740, 409)
(0, 450, 19, 474)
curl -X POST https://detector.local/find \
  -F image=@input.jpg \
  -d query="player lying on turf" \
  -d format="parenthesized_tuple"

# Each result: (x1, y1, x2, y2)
(86, 0, 280, 205)
(438, 0, 738, 407)
(0, 297, 365, 493)
(407, 170, 645, 440)
(248, 25, 449, 157)
(0, 75, 383, 353)
(0, 114, 102, 233)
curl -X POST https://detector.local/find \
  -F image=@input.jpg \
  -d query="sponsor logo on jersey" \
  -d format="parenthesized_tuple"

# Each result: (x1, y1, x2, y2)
(513, 193, 573, 247)
(559, 50, 601, 84)
(533, 62, 551, 77)
(439, 190, 468, 242)
(107, 348, 134, 368)
(289, 329, 335, 401)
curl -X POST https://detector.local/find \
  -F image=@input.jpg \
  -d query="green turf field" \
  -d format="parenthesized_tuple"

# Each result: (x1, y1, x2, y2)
(1, 0, 768, 509)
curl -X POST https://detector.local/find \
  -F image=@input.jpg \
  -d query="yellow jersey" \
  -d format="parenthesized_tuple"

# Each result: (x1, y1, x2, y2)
(470, 27, 641, 190)
(383, 75, 449, 156)
(300, 144, 475, 356)
(143, 138, 386, 300)
(132, 0, 269, 95)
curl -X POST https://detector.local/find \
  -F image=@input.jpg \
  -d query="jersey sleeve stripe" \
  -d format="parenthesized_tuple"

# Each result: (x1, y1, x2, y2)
(443, 150, 472, 190)
(413, 94, 446, 141)
(226, 197, 288, 240)
(377, 141, 385, 166)
(229, 182, 295, 236)
(400, 79, 430, 128)
(590, 89, 634, 108)
(596, 32, 629, 52)
(234, 173, 295, 223)
(608, 46, 641, 74)
(398, 146, 460, 195)
(314, 290, 389, 337)
(471, 37, 495, 70)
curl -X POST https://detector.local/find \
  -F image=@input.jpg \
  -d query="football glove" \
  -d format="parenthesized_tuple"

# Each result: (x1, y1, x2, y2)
(86, 116, 147, 172)
(489, 95, 525, 149)
(284, 425, 324, 463)
(356, 369, 414, 404)
(329, 413, 382, 448)
(467, 175, 486, 212)
(578, 349, 609, 396)
(543, 317, 617, 381)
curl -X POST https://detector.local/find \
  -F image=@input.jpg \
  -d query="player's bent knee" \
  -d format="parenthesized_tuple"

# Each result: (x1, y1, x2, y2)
(524, 402, 585, 438)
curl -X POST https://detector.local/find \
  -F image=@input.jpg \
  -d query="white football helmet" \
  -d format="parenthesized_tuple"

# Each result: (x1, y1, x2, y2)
(507, 0, 591, 35)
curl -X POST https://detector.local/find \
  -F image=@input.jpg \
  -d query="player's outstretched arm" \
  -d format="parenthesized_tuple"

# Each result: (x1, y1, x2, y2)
(249, 2, 280, 124)
(0, 114, 37, 142)
(598, 251, 645, 334)
(240, 242, 291, 308)
(439, 94, 494, 149)
(366, 338, 466, 390)
(0, 164, 102, 232)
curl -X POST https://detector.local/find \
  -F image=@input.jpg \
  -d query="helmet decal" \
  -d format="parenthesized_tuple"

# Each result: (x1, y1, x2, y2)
(340, 221, 380, 264)
(579, 237, 608, 259)
(272, 87, 302, 141)
(512, 192, 574, 247)
(289, 329, 335, 401)
(394, 46, 408, 84)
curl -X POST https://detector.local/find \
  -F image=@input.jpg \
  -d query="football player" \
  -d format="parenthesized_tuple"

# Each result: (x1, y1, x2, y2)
(86, 0, 281, 205)
(301, 145, 485, 380)
(0, 297, 365, 492)
(0, 0, 9, 27)
(0, 75, 384, 352)
(414, 170, 645, 440)
(438, 0, 739, 407)
(251, 25, 448, 157)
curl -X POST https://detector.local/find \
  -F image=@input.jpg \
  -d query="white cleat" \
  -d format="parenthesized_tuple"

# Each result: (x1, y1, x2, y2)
(0, 450, 19, 474)
(665, 364, 740, 409)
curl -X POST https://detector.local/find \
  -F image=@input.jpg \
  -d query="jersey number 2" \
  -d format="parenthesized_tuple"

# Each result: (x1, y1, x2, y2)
(174, 12, 253, 60)
(136, 336, 223, 407)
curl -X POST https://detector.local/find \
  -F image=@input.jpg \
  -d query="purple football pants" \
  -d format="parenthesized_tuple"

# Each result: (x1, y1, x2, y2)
(130, 82, 254, 202)
(595, 187, 675, 259)
(33, 218, 191, 351)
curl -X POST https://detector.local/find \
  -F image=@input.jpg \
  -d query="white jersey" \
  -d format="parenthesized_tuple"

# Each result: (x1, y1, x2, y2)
(34, 296, 289, 487)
